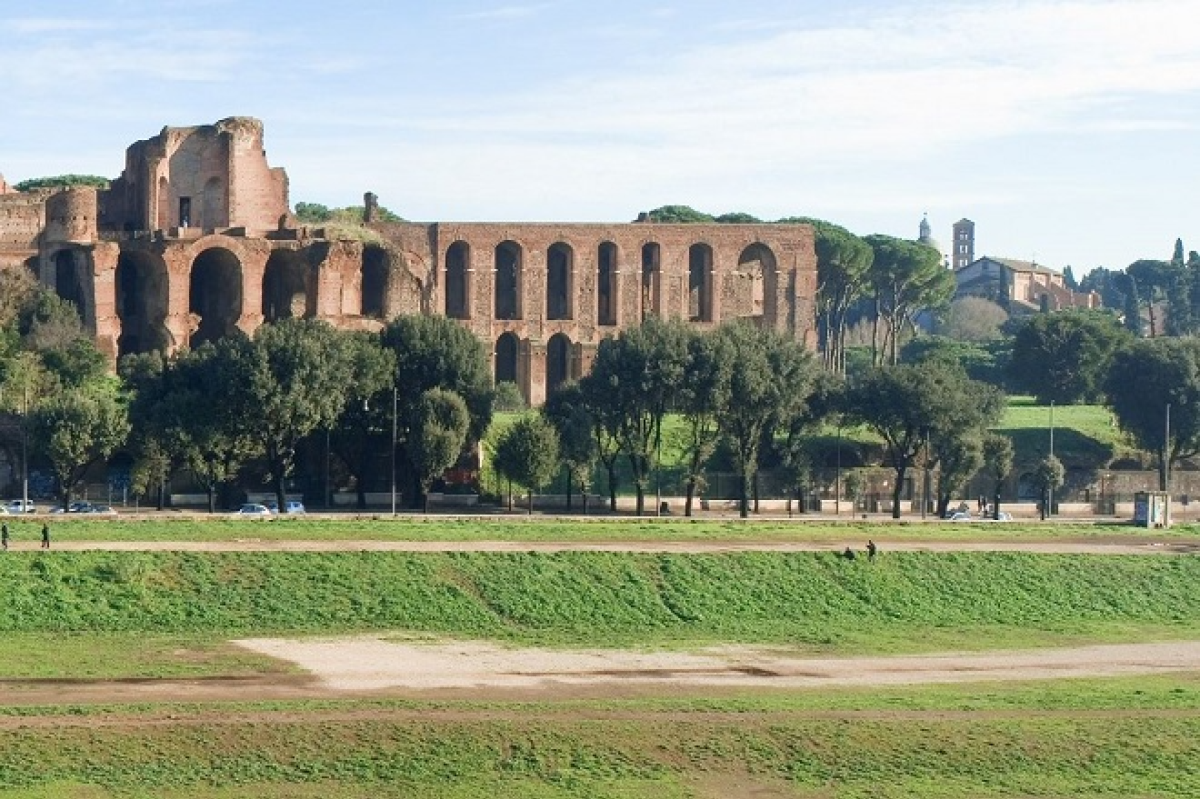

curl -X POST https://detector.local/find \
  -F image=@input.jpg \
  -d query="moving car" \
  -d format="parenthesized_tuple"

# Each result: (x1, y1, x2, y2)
(5, 499, 36, 514)
(267, 500, 306, 514)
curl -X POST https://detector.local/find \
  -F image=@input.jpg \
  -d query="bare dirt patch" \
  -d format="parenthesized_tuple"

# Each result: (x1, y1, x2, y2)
(232, 636, 1200, 696)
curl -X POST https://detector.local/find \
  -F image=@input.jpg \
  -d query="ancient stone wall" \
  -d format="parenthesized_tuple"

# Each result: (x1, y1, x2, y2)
(0, 191, 47, 268)
(11, 118, 819, 408)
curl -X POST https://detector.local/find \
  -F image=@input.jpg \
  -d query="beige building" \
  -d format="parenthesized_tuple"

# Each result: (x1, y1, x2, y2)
(955, 256, 1099, 315)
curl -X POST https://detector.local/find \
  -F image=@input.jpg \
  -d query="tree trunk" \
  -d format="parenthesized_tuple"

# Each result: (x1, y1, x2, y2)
(684, 478, 696, 517)
(891, 466, 906, 519)
(607, 464, 618, 511)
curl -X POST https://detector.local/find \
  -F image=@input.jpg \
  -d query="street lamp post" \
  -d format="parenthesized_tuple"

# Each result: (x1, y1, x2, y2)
(19, 384, 29, 514)
(835, 425, 842, 517)
(390, 383, 398, 516)
(1048, 400, 1055, 518)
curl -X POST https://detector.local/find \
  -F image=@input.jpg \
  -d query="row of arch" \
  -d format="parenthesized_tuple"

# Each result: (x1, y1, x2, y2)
(445, 240, 778, 325)
(54, 243, 391, 359)
(494, 331, 575, 399)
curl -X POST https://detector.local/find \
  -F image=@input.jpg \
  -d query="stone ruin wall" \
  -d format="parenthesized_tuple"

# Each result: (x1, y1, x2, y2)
(0, 190, 48, 269)
(3, 117, 819, 406)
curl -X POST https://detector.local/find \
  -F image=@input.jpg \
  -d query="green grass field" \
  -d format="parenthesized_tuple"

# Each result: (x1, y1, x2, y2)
(0, 517, 1196, 798)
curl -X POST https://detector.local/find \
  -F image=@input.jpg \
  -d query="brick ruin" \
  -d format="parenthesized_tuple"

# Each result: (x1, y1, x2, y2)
(0, 117, 818, 405)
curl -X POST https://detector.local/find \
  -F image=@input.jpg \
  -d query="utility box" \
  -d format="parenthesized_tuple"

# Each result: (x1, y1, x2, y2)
(1133, 491, 1171, 528)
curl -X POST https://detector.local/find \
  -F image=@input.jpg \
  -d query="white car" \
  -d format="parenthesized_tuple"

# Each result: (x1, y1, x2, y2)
(267, 500, 306, 514)
(945, 510, 1013, 522)
(5, 499, 36, 514)
(235, 503, 273, 517)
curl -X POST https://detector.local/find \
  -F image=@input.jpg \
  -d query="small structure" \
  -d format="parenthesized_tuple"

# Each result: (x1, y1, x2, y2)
(1133, 491, 1170, 528)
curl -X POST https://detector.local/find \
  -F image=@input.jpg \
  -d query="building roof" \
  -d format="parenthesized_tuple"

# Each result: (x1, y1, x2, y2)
(958, 255, 1059, 276)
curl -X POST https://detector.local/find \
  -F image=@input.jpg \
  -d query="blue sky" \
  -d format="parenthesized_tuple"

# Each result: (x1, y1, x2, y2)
(3, 0, 1199, 275)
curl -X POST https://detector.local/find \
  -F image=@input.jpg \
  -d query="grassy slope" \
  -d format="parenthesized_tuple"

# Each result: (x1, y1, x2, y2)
(1, 519, 1195, 797)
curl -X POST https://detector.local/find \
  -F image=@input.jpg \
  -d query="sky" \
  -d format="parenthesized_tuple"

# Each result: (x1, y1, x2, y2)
(3, 0, 1199, 275)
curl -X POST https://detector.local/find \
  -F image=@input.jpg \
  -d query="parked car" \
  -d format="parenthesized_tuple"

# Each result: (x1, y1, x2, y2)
(5, 499, 36, 514)
(235, 503, 273, 517)
(944, 510, 1013, 522)
(85, 504, 118, 516)
(267, 500, 306, 514)
(67, 501, 96, 514)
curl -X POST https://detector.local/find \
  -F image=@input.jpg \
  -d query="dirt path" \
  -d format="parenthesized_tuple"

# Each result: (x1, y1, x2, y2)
(10, 538, 1200, 554)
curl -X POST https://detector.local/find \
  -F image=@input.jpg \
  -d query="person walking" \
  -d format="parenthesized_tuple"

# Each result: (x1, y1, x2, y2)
(866, 539, 877, 562)
(40, 522, 49, 549)
(1, 522, 8, 551)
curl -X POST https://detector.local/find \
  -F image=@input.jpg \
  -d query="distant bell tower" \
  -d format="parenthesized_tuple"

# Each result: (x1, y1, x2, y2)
(952, 218, 975, 270)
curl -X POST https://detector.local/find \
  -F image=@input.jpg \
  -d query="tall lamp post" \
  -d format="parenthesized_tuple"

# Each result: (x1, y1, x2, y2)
(1047, 400, 1055, 517)
(835, 424, 842, 517)
(390, 383, 398, 517)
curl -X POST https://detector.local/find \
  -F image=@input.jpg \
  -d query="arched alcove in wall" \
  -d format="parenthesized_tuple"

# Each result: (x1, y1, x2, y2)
(188, 247, 243, 347)
(115, 249, 170, 357)
(597, 241, 618, 326)
(547, 242, 573, 321)
(494, 332, 520, 390)
(547, 333, 572, 394)
(688, 242, 714, 322)
(494, 241, 522, 321)
(445, 241, 471, 319)
(362, 245, 389, 318)
(262, 248, 313, 322)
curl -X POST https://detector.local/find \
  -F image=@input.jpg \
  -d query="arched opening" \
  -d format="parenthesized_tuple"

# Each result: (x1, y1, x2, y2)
(362, 245, 389, 319)
(597, 242, 618, 326)
(547, 333, 572, 395)
(116, 250, 170, 358)
(641, 242, 661, 320)
(737, 243, 777, 326)
(688, 243, 714, 322)
(547, 243, 573, 320)
(494, 241, 522, 320)
(156, 175, 171, 230)
(445, 241, 471, 319)
(202, 176, 224, 230)
(188, 247, 243, 347)
(494, 332, 520, 388)
(54, 249, 88, 323)
(262, 249, 313, 322)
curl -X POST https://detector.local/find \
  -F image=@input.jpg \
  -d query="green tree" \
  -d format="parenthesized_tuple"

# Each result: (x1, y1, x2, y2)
(326, 332, 395, 509)
(932, 433, 983, 518)
(492, 413, 560, 514)
(576, 371, 624, 511)
(1104, 337, 1200, 491)
(408, 388, 470, 512)
(14, 174, 109, 191)
(863, 234, 955, 366)
(1034, 454, 1065, 519)
(542, 382, 598, 514)
(1126, 259, 1170, 337)
(712, 321, 819, 518)
(584, 317, 689, 515)
(30, 380, 129, 506)
(152, 338, 259, 512)
(982, 432, 1015, 518)
(672, 328, 733, 516)
(381, 315, 495, 505)
(1008, 309, 1130, 404)
(640, 205, 714, 223)
(845, 361, 1003, 519)
(804, 220, 874, 374)
(247, 319, 362, 510)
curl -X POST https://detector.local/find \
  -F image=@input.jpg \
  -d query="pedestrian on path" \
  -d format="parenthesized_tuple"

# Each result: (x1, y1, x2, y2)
(1, 522, 8, 550)
(41, 522, 49, 549)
